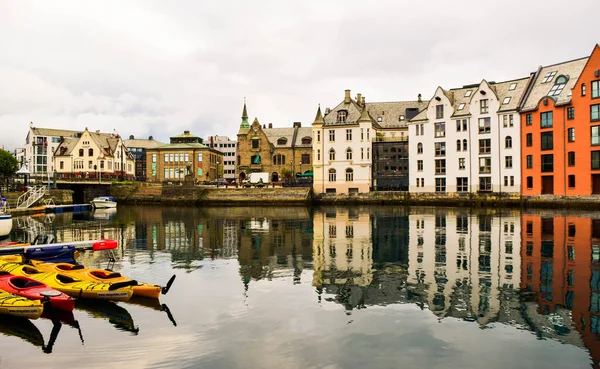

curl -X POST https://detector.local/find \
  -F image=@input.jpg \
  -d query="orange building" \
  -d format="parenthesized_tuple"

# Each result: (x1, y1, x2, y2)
(521, 214, 600, 367)
(520, 45, 600, 196)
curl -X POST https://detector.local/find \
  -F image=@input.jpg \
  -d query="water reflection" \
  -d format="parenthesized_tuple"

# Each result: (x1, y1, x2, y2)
(6, 206, 600, 368)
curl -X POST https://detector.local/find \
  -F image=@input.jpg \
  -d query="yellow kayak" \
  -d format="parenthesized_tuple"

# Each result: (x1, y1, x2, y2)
(30, 260, 174, 299)
(0, 290, 43, 319)
(0, 261, 135, 302)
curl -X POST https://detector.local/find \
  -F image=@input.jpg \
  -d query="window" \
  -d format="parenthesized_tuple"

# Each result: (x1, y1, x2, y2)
(417, 160, 423, 171)
(346, 129, 352, 141)
(170, 153, 174, 162)
(329, 130, 335, 142)
(337, 110, 347, 123)
(503, 115, 508, 127)
(541, 112, 553, 128)
(417, 142, 423, 154)
(527, 176, 533, 188)
(479, 139, 491, 154)
(277, 138, 287, 145)
(548, 75, 567, 96)
(509, 83, 517, 91)
(367, 147, 370, 159)
(479, 177, 492, 191)
(592, 104, 600, 122)
(541, 131, 553, 150)
(565, 151, 575, 167)
(435, 159, 446, 174)
(367, 129, 370, 140)
(465, 90, 472, 97)
(509, 115, 514, 127)
(458, 158, 465, 170)
(328, 169, 336, 181)
(457, 177, 468, 192)
(317, 150, 321, 161)
(456, 119, 467, 131)
(527, 155, 533, 169)
(436, 105, 444, 119)
(301, 154, 311, 164)
(568, 107, 575, 120)
(526, 113, 532, 125)
(592, 151, 600, 170)
(593, 80, 600, 99)
(399, 115, 405, 121)
(582, 83, 587, 96)
(592, 126, 600, 146)
(541, 154, 554, 172)
(568, 175, 576, 188)
(505, 156, 513, 168)
(505, 136, 512, 148)
(346, 148, 352, 160)
(317, 131, 321, 142)
(88, 148, 93, 156)
(541, 71, 556, 83)
(60, 161, 64, 170)
(463, 139, 468, 151)
(479, 157, 491, 173)
(329, 149, 335, 161)
(79, 148, 84, 157)
(502, 97, 511, 105)
(434, 122, 446, 137)
(480, 99, 489, 114)
(435, 178, 446, 192)
(345, 168, 353, 181)
(457, 103, 465, 111)
(360, 148, 363, 159)
(434, 142, 446, 156)
(565, 127, 575, 143)
(457, 139, 461, 151)
(273, 154, 285, 165)
(478, 117, 491, 133)
(252, 139, 259, 149)
(526, 133, 533, 147)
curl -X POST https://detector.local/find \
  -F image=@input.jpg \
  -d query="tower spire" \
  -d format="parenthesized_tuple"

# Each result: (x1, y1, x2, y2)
(240, 98, 249, 128)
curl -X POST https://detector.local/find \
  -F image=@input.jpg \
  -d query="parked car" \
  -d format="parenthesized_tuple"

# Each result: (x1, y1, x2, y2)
(210, 178, 229, 186)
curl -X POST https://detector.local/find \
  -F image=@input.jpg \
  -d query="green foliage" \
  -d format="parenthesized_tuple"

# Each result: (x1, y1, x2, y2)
(111, 180, 135, 185)
(0, 149, 19, 178)
(280, 168, 293, 180)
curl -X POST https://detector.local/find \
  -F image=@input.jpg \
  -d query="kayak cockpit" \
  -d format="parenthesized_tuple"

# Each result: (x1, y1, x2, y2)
(10, 277, 44, 288)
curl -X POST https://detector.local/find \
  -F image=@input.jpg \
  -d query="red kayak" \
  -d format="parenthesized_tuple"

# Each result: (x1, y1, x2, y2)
(0, 271, 75, 312)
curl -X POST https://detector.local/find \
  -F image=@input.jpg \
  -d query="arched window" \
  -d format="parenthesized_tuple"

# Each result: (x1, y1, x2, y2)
(337, 110, 348, 123)
(456, 139, 461, 151)
(88, 148, 94, 156)
(345, 168, 353, 181)
(549, 75, 568, 96)
(277, 137, 287, 145)
(346, 148, 353, 160)
(78, 148, 84, 157)
(328, 168, 336, 182)
(463, 139, 468, 151)
(273, 154, 285, 165)
(505, 136, 512, 149)
(329, 149, 336, 161)
(301, 136, 312, 145)
(417, 143, 423, 154)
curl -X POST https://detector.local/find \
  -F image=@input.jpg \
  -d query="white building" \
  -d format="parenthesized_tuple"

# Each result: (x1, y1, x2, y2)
(20, 123, 81, 176)
(408, 78, 529, 194)
(207, 135, 237, 182)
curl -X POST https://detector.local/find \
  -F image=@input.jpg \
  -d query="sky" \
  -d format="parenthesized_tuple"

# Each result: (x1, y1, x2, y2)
(0, 0, 598, 151)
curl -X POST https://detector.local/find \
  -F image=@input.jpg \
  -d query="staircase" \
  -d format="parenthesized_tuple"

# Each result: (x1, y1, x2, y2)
(16, 186, 47, 209)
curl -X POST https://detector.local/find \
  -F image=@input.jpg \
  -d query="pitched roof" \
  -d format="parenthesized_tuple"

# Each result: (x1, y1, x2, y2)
(295, 127, 313, 148)
(366, 100, 429, 129)
(323, 99, 363, 126)
(264, 127, 296, 148)
(124, 138, 166, 149)
(493, 77, 531, 112)
(447, 86, 475, 117)
(520, 56, 588, 112)
(154, 142, 210, 150)
(30, 127, 81, 138)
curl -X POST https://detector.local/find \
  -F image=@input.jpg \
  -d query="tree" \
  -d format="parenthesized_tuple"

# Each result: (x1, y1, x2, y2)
(0, 149, 19, 191)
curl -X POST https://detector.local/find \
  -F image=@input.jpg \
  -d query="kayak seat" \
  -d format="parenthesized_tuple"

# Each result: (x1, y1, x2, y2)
(0, 271, 10, 277)
(11, 277, 43, 288)
(90, 270, 122, 279)
(56, 274, 77, 284)
(56, 264, 84, 271)
(22, 266, 42, 275)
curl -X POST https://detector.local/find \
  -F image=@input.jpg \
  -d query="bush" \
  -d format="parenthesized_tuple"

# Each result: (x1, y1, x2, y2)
(111, 180, 135, 185)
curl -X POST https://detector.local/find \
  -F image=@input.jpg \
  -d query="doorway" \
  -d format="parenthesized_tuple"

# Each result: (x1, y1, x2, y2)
(541, 176, 554, 195)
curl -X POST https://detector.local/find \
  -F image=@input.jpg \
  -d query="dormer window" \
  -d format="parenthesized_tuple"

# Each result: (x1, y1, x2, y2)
(337, 110, 348, 123)
(301, 137, 312, 145)
(399, 115, 405, 121)
(457, 103, 465, 111)
(509, 83, 517, 91)
(542, 71, 557, 83)
(464, 90, 472, 97)
(502, 97, 511, 105)
(277, 137, 287, 145)
(548, 75, 568, 96)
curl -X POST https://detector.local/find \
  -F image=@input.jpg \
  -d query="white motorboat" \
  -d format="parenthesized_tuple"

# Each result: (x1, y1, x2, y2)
(91, 196, 117, 209)
(0, 196, 11, 238)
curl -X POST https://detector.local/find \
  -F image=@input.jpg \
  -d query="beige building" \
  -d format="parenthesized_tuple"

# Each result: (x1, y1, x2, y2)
(145, 131, 223, 183)
(236, 102, 313, 183)
(53, 128, 135, 180)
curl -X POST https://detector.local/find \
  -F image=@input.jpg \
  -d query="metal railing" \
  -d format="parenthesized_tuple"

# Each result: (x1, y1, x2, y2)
(16, 186, 47, 209)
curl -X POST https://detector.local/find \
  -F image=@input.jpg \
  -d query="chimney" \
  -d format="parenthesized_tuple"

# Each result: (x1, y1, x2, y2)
(184, 130, 190, 134)
(129, 135, 134, 139)
(268, 123, 273, 128)
(356, 93, 362, 106)
(418, 93, 422, 102)
(30, 121, 33, 128)
(362, 96, 366, 106)
(325, 108, 331, 115)
(293, 122, 301, 128)
(149, 135, 153, 140)
(344, 89, 351, 103)
(263, 124, 266, 129)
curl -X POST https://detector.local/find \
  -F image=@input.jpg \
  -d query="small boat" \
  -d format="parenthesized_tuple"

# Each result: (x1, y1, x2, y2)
(91, 196, 117, 209)
(0, 271, 75, 311)
(30, 260, 175, 299)
(0, 212, 12, 239)
(0, 289, 43, 319)
(0, 261, 136, 302)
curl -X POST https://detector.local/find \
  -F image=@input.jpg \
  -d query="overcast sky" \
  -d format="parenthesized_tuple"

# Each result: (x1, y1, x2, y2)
(0, 0, 598, 151)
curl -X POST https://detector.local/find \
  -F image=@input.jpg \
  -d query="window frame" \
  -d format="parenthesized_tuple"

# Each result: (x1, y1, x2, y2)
(540, 112, 553, 128)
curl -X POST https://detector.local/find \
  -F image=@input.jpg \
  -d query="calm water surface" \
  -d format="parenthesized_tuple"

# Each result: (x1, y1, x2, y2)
(0, 205, 598, 369)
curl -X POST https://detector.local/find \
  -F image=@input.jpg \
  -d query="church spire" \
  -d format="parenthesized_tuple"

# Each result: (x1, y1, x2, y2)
(240, 98, 249, 129)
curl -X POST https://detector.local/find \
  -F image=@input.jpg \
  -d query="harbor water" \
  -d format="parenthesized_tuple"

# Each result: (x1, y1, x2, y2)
(0, 205, 598, 369)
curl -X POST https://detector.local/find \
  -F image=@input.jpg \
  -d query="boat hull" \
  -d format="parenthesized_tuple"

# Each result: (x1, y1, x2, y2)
(0, 214, 12, 238)
(0, 273, 75, 311)
(0, 290, 43, 319)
